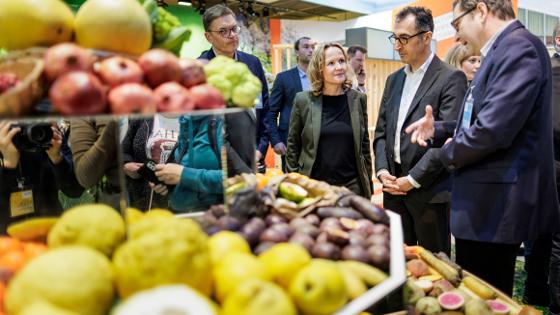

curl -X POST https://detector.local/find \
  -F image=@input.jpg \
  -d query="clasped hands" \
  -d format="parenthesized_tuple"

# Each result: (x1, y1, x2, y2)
(380, 173, 412, 195)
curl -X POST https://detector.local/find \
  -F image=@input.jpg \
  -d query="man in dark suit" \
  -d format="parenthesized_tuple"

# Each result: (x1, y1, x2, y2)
(548, 23, 560, 315)
(373, 6, 467, 255)
(266, 37, 315, 172)
(406, 0, 560, 296)
(199, 4, 269, 176)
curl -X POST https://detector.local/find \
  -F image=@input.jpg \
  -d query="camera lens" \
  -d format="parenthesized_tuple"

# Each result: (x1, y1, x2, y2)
(29, 124, 53, 145)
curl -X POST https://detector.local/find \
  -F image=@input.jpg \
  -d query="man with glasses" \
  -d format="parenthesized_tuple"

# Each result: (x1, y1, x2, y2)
(199, 4, 270, 176)
(406, 0, 559, 296)
(266, 37, 315, 172)
(373, 6, 467, 255)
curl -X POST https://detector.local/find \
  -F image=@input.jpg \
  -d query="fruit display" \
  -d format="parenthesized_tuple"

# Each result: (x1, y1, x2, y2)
(403, 246, 535, 315)
(0, 73, 20, 94)
(205, 56, 263, 108)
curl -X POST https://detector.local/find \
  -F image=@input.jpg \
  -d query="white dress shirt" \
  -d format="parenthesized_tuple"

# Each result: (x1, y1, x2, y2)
(377, 52, 435, 188)
(480, 20, 516, 59)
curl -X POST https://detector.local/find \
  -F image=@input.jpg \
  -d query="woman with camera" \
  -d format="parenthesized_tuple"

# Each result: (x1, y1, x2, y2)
(0, 121, 84, 233)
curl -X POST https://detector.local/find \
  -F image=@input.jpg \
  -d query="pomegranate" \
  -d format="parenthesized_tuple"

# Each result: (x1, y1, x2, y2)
(44, 43, 94, 81)
(154, 82, 194, 113)
(138, 49, 181, 88)
(190, 84, 225, 110)
(108, 83, 156, 114)
(96, 56, 143, 87)
(179, 58, 206, 88)
(0, 72, 19, 94)
(49, 71, 107, 115)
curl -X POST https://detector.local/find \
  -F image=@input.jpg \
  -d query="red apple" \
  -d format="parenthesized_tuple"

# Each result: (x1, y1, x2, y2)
(190, 84, 225, 109)
(108, 83, 156, 114)
(154, 82, 194, 113)
(96, 56, 143, 87)
(49, 71, 107, 115)
(138, 49, 181, 88)
(44, 43, 94, 81)
(179, 58, 206, 88)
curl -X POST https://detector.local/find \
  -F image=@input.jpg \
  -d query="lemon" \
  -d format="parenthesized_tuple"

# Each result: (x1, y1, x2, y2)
(113, 218, 213, 298)
(75, 0, 151, 55)
(47, 204, 125, 256)
(258, 243, 311, 288)
(213, 252, 270, 303)
(208, 231, 251, 265)
(222, 279, 297, 315)
(20, 301, 80, 315)
(0, 0, 74, 50)
(5, 246, 114, 315)
(289, 259, 348, 315)
(124, 207, 144, 226)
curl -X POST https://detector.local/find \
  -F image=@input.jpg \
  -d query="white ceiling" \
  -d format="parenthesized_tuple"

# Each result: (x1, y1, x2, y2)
(302, 0, 413, 14)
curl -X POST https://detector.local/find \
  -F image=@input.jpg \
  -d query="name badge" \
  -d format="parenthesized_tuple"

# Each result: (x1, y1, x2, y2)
(10, 189, 34, 218)
(461, 86, 475, 130)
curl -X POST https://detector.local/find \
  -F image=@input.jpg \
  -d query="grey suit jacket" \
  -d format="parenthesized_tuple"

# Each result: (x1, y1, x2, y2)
(286, 89, 373, 197)
(373, 56, 467, 203)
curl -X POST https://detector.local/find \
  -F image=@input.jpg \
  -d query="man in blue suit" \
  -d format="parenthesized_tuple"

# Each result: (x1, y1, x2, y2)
(266, 37, 315, 172)
(406, 0, 560, 295)
(199, 4, 269, 175)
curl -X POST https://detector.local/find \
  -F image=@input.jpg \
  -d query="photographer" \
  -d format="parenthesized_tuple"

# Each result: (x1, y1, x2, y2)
(0, 121, 84, 233)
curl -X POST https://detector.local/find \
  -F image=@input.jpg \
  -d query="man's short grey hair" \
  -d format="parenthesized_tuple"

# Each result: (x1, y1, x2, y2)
(202, 4, 235, 32)
(452, 0, 515, 20)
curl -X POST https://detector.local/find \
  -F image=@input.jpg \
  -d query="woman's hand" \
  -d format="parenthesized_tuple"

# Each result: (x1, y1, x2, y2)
(123, 162, 143, 179)
(155, 163, 184, 185)
(47, 125, 63, 165)
(150, 182, 169, 195)
(0, 121, 20, 169)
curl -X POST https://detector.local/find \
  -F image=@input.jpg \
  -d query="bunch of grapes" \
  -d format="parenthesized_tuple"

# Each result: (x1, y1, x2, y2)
(153, 7, 181, 42)
(0, 72, 19, 94)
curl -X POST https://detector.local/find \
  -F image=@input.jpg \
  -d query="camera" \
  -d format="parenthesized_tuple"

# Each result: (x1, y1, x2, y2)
(138, 160, 163, 185)
(10, 123, 53, 152)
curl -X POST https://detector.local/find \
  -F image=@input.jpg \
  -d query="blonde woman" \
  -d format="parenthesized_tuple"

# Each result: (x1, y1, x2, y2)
(444, 43, 481, 84)
(286, 43, 373, 197)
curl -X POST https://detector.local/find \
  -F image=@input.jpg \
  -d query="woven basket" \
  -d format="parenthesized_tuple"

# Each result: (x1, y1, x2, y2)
(0, 55, 45, 117)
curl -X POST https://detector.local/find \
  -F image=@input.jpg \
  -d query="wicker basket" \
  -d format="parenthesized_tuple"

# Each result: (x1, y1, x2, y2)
(0, 56, 45, 117)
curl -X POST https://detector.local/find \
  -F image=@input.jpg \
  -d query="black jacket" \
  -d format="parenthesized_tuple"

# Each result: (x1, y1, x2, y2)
(552, 53, 560, 181)
(121, 118, 169, 210)
(374, 56, 467, 203)
(0, 137, 84, 233)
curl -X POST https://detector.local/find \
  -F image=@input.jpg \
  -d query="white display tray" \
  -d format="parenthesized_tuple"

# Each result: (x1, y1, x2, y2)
(177, 209, 406, 314)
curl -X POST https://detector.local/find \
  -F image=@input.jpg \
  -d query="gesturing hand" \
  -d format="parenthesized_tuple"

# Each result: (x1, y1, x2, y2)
(396, 176, 414, 192)
(405, 105, 435, 147)
(46, 125, 63, 165)
(123, 162, 143, 179)
(273, 142, 287, 155)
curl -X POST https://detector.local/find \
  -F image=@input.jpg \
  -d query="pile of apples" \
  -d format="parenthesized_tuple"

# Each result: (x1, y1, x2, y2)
(45, 43, 225, 115)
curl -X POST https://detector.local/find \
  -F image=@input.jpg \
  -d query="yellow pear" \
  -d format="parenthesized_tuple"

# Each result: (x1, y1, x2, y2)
(74, 0, 151, 55)
(0, 0, 74, 50)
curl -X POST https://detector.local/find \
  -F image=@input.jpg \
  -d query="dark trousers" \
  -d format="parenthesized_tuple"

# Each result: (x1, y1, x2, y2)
(549, 182, 560, 313)
(523, 234, 552, 306)
(384, 194, 450, 255)
(456, 238, 520, 296)
(281, 155, 287, 173)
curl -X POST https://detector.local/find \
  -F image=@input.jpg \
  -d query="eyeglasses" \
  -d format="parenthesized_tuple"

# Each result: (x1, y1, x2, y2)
(388, 31, 428, 46)
(451, 5, 477, 32)
(208, 25, 241, 38)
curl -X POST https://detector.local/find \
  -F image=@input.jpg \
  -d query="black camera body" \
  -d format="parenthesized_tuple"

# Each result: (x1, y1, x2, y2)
(138, 160, 163, 185)
(10, 123, 53, 152)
